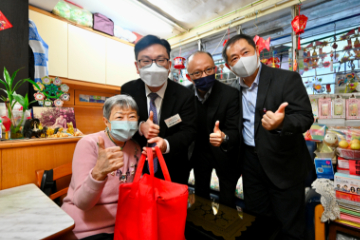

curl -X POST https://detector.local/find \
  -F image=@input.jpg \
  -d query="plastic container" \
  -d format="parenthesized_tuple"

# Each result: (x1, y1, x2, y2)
(337, 147, 360, 160)
(314, 150, 335, 159)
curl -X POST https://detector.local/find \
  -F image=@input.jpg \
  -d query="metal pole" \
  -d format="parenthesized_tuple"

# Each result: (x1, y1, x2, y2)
(291, 5, 299, 72)
(198, 39, 202, 51)
(236, 25, 242, 35)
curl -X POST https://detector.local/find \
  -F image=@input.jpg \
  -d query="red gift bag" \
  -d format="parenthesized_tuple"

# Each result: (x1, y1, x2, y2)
(114, 146, 188, 240)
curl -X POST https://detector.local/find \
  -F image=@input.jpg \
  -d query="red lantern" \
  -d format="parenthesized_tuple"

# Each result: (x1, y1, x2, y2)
(173, 57, 185, 69)
(291, 5, 308, 50)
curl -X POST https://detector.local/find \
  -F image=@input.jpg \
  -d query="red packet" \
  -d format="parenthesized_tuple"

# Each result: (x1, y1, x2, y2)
(0, 11, 13, 31)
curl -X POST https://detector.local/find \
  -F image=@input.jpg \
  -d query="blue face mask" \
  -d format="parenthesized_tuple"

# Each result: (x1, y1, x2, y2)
(108, 121, 138, 142)
(194, 74, 216, 91)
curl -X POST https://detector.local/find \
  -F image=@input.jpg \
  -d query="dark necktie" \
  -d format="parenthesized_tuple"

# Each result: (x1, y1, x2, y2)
(148, 92, 159, 173)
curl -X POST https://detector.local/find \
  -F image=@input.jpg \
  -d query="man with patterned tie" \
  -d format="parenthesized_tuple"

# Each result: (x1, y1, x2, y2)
(121, 35, 197, 184)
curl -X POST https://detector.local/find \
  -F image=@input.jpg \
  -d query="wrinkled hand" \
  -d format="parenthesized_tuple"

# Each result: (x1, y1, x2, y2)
(142, 137, 167, 155)
(140, 111, 160, 139)
(210, 121, 225, 147)
(261, 102, 288, 131)
(92, 136, 124, 181)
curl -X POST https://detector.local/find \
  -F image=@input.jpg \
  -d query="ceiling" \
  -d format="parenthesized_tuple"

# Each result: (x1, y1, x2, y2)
(29, 0, 263, 39)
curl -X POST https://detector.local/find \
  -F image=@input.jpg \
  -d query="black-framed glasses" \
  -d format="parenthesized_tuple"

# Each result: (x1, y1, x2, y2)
(138, 58, 169, 67)
(189, 67, 215, 79)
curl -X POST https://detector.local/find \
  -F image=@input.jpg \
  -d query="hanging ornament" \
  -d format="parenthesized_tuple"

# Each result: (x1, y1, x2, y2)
(219, 64, 224, 79)
(253, 35, 271, 53)
(304, 51, 311, 63)
(326, 84, 331, 94)
(291, 4, 308, 50)
(0, 11, 13, 31)
(330, 51, 334, 71)
(173, 46, 185, 82)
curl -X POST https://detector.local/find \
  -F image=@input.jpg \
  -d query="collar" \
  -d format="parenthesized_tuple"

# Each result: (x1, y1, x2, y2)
(145, 80, 168, 99)
(239, 63, 262, 90)
(194, 86, 213, 103)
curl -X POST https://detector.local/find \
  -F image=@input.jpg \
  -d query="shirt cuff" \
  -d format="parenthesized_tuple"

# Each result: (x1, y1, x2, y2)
(138, 121, 145, 136)
(164, 139, 170, 154)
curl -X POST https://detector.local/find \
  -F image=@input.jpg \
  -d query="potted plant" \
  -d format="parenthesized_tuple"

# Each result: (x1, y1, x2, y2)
(0, 67, 39, 139)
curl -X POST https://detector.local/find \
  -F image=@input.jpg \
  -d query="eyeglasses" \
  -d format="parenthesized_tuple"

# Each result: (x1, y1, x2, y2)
(189, 67, 216, 79)
(138, 58, 169, 67)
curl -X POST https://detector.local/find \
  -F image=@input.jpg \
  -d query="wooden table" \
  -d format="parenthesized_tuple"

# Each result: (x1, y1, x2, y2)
(0, 183, 75, 239)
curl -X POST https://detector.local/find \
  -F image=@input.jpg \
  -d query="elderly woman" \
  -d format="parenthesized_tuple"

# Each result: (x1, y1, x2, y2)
(62, 95, 141, 240)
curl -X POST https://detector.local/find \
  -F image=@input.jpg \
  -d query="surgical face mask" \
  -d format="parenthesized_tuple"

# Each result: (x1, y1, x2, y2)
(230, 52, 260, 78)
(139, 63, 169, 87)
(194, 74, 216, 91)
(108, 121, 138, 142)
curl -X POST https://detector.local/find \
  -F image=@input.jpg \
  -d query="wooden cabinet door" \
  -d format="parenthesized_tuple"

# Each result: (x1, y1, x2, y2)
(106, 38, 138, 87)
(68, 25, 106, 83)
(29, 10, 68, 78)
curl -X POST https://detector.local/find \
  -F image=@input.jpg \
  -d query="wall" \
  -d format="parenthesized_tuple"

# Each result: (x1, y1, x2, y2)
(0, 0, 29, 98)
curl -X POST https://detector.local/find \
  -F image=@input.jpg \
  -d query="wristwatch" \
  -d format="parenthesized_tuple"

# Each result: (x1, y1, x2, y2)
(222, 134, 229, 144)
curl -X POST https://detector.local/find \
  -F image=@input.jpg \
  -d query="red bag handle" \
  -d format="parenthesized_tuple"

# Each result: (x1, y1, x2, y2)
(133, 146, 171, 183)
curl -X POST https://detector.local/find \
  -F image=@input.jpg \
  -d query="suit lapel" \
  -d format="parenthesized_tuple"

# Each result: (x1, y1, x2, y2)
(134, 80, 148, 122)
(159, 80, 176, 138)
(254, 64, 272, 135)
(206, 81, 222, 131)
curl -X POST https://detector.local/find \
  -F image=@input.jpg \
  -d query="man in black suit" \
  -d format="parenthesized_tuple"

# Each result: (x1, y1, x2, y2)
(186, 51, 240, 207)
(223, 34, 313, 239)
(121, 35, 196, 184)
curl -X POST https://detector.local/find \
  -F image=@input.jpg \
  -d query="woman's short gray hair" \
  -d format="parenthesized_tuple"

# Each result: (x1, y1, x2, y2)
(103, 95, 138, 120)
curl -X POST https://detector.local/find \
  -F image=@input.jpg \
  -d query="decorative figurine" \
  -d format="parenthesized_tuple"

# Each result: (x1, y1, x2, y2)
(23, 119, 47, 138)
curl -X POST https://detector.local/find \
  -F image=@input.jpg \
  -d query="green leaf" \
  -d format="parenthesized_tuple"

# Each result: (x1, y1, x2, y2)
(0, 88, 8, 96)
(12, 79, 26, 92)
(10, 68, 21, 88)
(12, 93, 26, 108)
(3, 67, 12, 87)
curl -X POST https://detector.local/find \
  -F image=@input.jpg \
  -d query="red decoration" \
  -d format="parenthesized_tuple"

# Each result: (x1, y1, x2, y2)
(222, 39, 228, 47)
(291, 5, 308, 50)
(253, 35, 270, 53)
(323, 61, 330, 68)
(0, 11, 13, 31)
(173, 57, 185, 69)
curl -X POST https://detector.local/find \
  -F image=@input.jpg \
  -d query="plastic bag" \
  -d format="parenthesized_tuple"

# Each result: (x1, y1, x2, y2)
(53, 0, 93, 27)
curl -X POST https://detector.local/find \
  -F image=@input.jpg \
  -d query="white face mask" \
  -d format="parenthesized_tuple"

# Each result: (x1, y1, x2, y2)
(230, 52, 260, 78)
(139, 63, 169, 87)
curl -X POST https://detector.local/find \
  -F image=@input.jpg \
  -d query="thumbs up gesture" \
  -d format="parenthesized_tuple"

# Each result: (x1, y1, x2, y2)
(261, 102, 288, 131)
(91, 136, 124, 181)
(140, 111, 160, 139)
(210, 121, 225, 147)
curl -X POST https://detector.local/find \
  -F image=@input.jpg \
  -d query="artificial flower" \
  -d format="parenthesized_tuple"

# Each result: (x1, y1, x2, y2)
(33, 82, 44, 91)
(60, 93, 70, 101)
(42, 76, 51, 85)
(53, 77, 62, 86)
(54, 99, 64, 107)
(34, 92, 45, 101)
(60, 84, 69, 92)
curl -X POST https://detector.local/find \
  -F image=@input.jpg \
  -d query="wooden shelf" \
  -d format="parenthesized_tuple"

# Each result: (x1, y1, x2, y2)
(0, 137, 81, 149)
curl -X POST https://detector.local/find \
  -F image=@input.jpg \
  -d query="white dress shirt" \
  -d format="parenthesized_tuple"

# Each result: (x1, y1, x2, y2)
(139, 81, 170, 153)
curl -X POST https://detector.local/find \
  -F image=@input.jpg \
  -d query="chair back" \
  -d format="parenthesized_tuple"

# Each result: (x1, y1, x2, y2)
(35, 162, 72, 200)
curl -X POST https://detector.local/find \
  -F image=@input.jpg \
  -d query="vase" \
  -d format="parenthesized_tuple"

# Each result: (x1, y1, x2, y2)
(10, 110, 26, 139)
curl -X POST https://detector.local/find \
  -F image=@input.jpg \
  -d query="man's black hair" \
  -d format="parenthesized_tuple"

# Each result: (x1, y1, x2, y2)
(222, 34, 256, 64)
(134, 35, 171, 60)
(187, 51, 213, 61)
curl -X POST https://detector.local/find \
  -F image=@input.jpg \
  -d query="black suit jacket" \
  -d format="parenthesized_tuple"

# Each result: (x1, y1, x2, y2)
(121, 79, 197, 184)
(231, 64, 313, 189)
(188, 80, 241, 179)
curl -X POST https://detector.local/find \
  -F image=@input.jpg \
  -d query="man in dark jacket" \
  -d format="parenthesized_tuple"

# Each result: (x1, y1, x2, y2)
(223, 34, 313, 239)
(186, 51, 240, 207)
(121, 35, 197, 184)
